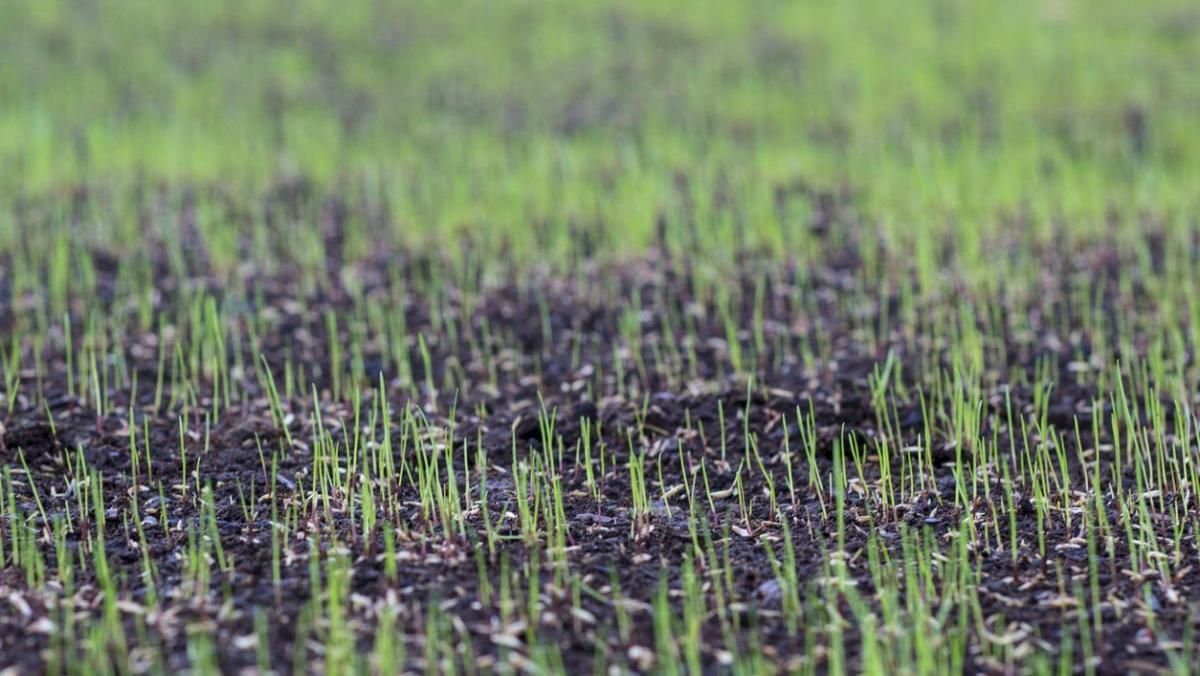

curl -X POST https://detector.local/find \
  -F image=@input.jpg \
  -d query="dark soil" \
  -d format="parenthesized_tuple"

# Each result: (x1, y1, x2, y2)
(1, 197, 1198, 673)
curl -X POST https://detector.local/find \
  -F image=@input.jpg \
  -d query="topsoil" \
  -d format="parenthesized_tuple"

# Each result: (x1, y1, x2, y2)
(0, 208, 1197, 674)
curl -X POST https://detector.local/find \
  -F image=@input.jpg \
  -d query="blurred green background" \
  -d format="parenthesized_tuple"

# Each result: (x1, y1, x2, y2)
(1, 0, 1197, 263)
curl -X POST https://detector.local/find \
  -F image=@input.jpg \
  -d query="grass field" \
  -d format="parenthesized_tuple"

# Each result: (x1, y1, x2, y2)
(2, 0, 1200, 673)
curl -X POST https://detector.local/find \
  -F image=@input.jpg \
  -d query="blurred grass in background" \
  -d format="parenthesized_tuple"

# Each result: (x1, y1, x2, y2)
(1, 0, 1197, 267)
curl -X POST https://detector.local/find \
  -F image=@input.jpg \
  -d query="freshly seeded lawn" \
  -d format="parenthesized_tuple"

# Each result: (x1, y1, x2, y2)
(2, 0, 1200, 674)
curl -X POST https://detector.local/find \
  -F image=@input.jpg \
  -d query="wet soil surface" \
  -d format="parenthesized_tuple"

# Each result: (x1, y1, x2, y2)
(1, 213, 1199, 673)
